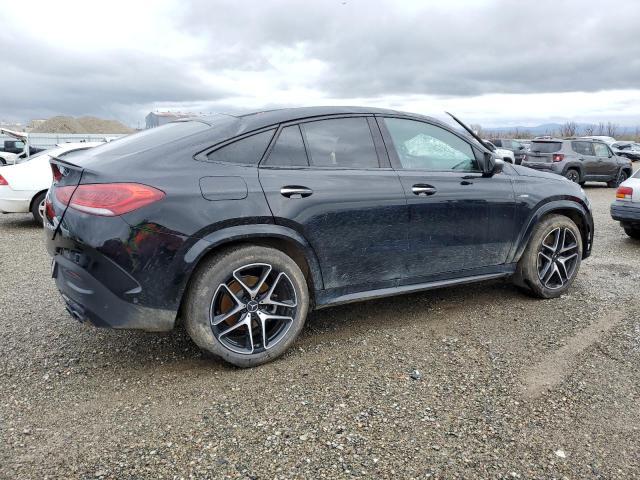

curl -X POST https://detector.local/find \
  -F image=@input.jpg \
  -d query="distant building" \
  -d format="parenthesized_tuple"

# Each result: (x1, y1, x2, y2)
(145, 111, 197, 129)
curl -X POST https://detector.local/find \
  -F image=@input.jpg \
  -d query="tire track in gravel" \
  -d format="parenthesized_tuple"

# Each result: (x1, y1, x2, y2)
(522, 311, 624, 398)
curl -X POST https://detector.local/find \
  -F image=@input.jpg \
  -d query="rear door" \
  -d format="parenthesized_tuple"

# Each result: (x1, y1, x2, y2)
(593, 142, 618, 178)
(259, 116, 408, 293)
(378, 116, 516, 282)
(571, 141, 599, 178)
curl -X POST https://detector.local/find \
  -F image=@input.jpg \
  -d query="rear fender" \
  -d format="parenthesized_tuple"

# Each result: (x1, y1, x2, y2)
(561, 162, 584, 179)
(182, 223, 324, 295)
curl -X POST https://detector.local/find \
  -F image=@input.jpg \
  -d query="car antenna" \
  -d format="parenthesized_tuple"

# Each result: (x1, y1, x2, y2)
(445, 111, 493, 151)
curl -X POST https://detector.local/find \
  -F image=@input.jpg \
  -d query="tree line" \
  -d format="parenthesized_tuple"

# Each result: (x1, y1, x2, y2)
(471, 122, 640, 141)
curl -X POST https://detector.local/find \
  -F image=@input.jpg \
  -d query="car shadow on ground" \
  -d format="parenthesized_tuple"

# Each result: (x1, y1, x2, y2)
(73, 278, 526, 372)
(0, 213, 39, 230)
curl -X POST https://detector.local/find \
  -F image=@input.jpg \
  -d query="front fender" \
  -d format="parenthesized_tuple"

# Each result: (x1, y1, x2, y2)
(182, 223, 324, 292)
(508, 198, 593, 263)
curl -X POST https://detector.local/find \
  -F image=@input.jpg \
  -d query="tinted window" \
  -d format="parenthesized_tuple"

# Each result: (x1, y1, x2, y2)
(384, 118, 478, 171)
(263, 125, 308, 167)
(493, 139, 502, 147)
(207, 129, 275, 164)
(593, 143, 610, 157)
(301, 118, 378, 168)
(571, 141, 595, 156)
(530, 141, 562, 153)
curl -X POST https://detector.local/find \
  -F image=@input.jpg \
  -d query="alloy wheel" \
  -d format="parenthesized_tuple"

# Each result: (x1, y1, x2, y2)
(209, 263, 297, 355)
(537, 227, 579, 289)
(38, 198, 46, 223)
(566, 170, 579, 183)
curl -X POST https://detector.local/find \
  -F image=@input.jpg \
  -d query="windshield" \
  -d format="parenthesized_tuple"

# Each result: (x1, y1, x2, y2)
(529, 141, 562, 153)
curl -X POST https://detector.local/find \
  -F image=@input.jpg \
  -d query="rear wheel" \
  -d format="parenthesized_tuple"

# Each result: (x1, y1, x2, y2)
(184, 245, 309, 368)
(607, 169, 628, 188)
(30, 191, 47, 225)
(514, 215, 582, 298)
(565, 169, 580, 183)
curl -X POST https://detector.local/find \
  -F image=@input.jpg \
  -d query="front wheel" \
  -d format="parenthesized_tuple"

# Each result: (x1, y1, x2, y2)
(607, 169, 628, 188)
(514, 215, 583, 298)
(184, 245, 309, 368)
(624, 227, 640, 240)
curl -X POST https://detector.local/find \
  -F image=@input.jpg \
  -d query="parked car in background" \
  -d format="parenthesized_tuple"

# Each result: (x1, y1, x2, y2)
(489, 139, 527, 164)
(483, 140, 516, 163)
(0, 128, 44, 165)
(0, 142, 104, 224)
(45, 107, 593, 367)
(611, 169, 640, 239)
(582, 135, 617, 145)
(611, 142, 640, 162)
(522, 137, 632, 187)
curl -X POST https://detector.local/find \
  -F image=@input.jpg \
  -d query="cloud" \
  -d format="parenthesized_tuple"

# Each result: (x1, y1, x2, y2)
(0, 0, 639, 126)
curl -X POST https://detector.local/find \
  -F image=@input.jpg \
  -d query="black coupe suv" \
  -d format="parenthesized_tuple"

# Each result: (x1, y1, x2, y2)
(45, 107, 593, 367)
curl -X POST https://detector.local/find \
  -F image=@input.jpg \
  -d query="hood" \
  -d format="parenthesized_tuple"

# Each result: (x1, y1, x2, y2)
(0, 128, 28, 141)
(511, 164, 572, 183)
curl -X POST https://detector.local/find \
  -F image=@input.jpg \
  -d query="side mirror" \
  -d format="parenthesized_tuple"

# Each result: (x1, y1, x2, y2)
(484, 153, 504, 176)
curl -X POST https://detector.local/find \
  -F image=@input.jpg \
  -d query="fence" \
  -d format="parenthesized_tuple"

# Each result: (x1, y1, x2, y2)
(0, 133, 127, 149)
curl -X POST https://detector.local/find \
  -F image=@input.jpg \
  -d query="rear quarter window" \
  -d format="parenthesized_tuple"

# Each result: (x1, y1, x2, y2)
(571, 141, 595, 156)
(530, 141, 562, 153)
(206, 129, 275, 165)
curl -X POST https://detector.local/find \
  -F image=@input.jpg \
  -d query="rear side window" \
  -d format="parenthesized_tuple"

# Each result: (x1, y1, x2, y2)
(207, 129, 275, 165)
(530, 141, 562, 154)
(301, 118, 379, 169)
(571, 141, 595, 156)
(263, 125, 309, 167)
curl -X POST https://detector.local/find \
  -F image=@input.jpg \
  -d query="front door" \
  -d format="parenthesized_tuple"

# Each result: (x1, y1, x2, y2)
(259, 117, 408, 293)
(378, 116, 516, 282)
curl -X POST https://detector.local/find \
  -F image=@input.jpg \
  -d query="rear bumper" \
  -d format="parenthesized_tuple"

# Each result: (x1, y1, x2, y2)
(611, 202, 640, 224)
(0, 186, 33, 213)
(52, 253, 176, 331)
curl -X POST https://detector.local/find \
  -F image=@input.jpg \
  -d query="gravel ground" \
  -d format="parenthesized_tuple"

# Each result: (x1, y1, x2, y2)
(1, 183, 639, 479)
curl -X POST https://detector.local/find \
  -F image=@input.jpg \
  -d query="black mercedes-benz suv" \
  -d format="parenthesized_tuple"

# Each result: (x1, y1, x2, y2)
(45, 107, 593, 367)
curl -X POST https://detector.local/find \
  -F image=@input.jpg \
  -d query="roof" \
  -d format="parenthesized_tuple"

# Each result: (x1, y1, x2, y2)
(194, 106, 443, 131)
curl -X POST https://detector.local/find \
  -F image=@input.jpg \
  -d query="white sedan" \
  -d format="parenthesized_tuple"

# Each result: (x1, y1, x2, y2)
(610, 168, 640, 239)
(0, 142, 103, 224)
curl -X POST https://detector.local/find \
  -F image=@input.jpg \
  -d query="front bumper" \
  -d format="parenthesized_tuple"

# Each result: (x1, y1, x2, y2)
(611, 202, 640, 224)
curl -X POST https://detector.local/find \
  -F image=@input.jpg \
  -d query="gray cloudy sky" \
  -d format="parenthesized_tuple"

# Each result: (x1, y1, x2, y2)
(1, 0, 639, 127)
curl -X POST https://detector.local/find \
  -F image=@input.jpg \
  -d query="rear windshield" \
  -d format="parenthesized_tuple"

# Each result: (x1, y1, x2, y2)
(529, 141, 562, 153)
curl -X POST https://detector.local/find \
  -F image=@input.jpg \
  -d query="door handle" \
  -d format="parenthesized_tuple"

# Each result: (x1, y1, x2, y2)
(411, 184, 437, 196)
(280, 186, 313, 198)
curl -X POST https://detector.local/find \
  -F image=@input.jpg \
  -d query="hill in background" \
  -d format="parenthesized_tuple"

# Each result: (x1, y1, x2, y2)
(31, 116, 134, 134)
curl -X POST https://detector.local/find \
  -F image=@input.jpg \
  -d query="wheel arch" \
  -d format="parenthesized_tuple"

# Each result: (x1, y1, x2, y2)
(510, 200, 592, 263)
(562, 162, 584, 180)
(176, 225, 324, 321)
(28, 189, 48, 212)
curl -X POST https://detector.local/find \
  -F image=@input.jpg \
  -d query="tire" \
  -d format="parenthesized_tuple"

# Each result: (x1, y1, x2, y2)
(564, 169, 580, 183)
(514, 215, 583, 299)
(607, 169, 628, 188)
(624, 227, 640, 240)
(30, 191, 47, 225)
(184, 245, 309, 368)
(0, 158, 5, 166)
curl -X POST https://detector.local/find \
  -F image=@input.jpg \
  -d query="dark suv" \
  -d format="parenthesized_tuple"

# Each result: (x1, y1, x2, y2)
(522, 137, 632, 187)
(45, 107, 593, 367)
(491, 138, 527, 164)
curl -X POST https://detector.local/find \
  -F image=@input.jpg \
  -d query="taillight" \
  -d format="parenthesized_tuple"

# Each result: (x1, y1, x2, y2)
(616, 186, 633, 200)
(54, 183, 165, 216)
(552, 154, 564, 162)
(0, 174, 8, 186)
(51, 164, 63, 182)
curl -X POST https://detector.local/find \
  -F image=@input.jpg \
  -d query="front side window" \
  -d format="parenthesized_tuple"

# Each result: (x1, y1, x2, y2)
(263, 125, 308, 167)
(572, 141, 595, 156)
(207, 129, 275, 165)
(593, 143, 610, 157)
(300, 118, 379, 169)
(383, 118, 478, 171)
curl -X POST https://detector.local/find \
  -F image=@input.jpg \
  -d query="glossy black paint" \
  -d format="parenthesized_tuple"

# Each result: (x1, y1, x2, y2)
(45, 107, 594, 331)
